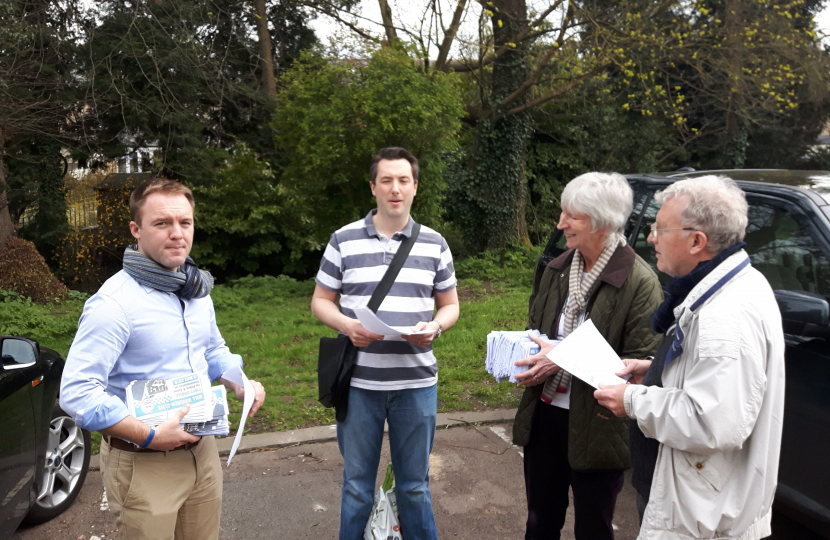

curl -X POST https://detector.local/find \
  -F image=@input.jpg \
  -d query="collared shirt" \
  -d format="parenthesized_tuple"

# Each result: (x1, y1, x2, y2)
(315, 210, 457, 391)
(60, 270, 242, 431)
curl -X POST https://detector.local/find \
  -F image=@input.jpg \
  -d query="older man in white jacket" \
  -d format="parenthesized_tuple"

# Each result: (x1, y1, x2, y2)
(595, 175, 785, 540)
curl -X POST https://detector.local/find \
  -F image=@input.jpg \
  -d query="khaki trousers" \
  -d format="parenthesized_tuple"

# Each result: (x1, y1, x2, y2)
(100, 436, 223, 540)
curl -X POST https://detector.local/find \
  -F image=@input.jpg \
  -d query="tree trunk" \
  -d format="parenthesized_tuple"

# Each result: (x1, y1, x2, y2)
(464, 0, 533, 250)
(720, 0, 747, 168)
(0, 155, 14, 253)
(377, 0, 398, 43)
(254, 0, 277, 96)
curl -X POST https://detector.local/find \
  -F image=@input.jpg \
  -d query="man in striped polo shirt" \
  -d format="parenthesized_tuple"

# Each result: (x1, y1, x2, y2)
(311, 147, 459, 539)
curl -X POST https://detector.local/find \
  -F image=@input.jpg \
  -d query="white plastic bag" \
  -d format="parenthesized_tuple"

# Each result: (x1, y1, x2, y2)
(364, 463, 403, 540)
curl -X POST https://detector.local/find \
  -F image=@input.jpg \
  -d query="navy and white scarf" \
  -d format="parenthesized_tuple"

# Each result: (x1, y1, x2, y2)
(123, 245, 214, 300)
(650, 242, 746, 334)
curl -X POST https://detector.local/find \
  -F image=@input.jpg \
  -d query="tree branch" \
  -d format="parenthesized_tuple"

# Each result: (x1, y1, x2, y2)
(440, 0, 567, 72)
(494, 67, 603, 121)
(316, 5, 383, 43)
(434, 0, 468, 71)
(497, 3, 573, 109)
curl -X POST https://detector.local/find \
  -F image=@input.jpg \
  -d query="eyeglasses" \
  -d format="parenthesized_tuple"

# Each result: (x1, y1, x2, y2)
(649, 223, 697, 238)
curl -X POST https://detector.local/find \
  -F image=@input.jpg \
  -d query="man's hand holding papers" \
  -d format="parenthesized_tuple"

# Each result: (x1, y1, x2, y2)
(616, 359, 653, 385)
(150, 405, 201, 450)
(343, 317, 385, 347)
(401, 320, 440, 348)
(594, 358, 654, 417)
(219, 376, 266, 418)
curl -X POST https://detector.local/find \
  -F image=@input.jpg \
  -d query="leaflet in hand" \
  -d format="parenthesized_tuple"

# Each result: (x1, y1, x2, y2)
(485, 330, 559, 383)
(221, 365, 255, 466)
(353, 307, 433, 336)
(126, 374, 230, 436)
(126, 373, 213, 425)
(544, 320, 630, 388)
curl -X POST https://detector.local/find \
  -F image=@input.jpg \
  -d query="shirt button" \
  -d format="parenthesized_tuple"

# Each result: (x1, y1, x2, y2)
(695, 462, 704, 470)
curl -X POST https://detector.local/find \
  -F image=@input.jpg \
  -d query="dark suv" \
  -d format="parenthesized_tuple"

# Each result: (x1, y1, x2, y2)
(537, 170, 830, 538)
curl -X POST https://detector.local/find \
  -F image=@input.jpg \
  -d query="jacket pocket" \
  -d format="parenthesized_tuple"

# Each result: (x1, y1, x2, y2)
(680, 451, 734, 493)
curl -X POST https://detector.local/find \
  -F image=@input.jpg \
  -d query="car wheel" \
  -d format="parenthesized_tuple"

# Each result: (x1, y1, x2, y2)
(23, 405, 91, 525)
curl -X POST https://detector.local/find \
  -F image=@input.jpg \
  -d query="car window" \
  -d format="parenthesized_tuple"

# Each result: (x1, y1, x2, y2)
(1, 339, 36, 368)
(632, 197, 667, 285)
(625, 190, 651, 241)
(744, 200, 830, 300)
(631, 195, 830, 298)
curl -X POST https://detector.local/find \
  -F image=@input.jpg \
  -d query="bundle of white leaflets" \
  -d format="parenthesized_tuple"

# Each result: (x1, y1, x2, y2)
(125, 373, 213, 426)
(183, 385, 230, 436)
(485, 330, 559, 383)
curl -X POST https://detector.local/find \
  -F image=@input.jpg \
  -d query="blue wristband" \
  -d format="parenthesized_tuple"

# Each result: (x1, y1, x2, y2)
(140, 428, 155, 449)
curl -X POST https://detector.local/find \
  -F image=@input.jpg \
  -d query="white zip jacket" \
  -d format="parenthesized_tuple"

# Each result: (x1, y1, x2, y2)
(623, 250, 785, 540)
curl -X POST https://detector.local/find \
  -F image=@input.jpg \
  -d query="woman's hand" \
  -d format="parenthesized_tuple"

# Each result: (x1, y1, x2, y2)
(513, 334, 561, 387)
(617, 358, 652, 385)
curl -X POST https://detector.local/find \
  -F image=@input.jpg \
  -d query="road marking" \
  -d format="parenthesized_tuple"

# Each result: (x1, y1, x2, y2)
(489, 426, 523, 458)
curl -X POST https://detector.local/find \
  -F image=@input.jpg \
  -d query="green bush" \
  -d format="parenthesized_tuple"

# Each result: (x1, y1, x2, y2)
(455, 242, 540, 289)
(272, 45, 465, 262)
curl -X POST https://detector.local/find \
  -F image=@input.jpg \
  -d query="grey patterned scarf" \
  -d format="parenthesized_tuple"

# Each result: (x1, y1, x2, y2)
(541, 242, 617, 402)
(122, 245, 214, 300)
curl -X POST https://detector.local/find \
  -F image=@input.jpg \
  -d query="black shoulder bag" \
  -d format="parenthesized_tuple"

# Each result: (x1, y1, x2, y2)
(317, 223, 421, 422)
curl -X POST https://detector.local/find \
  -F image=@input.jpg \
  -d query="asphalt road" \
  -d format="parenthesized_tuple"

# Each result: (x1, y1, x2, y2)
(14, 421, 639, 540)
(12, 421, 824, 540)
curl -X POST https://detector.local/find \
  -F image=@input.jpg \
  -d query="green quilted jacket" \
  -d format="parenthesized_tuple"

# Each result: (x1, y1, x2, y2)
(512, 244, 663, 471)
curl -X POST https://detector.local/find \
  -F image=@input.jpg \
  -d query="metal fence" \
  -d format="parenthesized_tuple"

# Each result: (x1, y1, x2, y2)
(66, 196, 98, 230)
(16, 192, 98, 230)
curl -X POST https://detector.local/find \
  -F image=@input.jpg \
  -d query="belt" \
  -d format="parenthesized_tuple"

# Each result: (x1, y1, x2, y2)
(107, 436, 201, 453)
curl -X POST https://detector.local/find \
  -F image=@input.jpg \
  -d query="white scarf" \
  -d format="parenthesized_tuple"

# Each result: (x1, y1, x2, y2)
(541, 243, 617, 402)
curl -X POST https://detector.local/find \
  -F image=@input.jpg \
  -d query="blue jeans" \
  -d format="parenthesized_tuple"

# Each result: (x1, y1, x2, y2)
(337, 384, 438, 540)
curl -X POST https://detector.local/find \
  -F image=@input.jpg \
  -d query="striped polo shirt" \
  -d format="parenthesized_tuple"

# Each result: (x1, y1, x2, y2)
(315, 210, 457, 391)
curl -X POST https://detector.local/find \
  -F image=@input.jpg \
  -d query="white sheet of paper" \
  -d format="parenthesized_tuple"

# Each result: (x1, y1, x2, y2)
(353, 307, 432, 336)
(221, 366, 255, 466)
(545, 320, 630, 388)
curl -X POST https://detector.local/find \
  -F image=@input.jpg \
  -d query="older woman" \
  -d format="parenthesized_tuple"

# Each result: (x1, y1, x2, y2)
(512, 172, 663, 540)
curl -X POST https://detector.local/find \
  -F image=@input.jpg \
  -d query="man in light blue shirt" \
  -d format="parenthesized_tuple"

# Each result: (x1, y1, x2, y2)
(60, 178, 265, 540)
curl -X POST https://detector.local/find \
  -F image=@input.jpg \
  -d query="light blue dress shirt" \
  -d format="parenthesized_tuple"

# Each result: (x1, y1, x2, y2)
(60, 270, 243, 431)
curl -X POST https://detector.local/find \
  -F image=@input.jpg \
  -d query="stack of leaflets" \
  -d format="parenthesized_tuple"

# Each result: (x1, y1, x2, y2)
(126, 373, 229, 436)
(485, 330, 559, 383)
(183, 386, 230, 436)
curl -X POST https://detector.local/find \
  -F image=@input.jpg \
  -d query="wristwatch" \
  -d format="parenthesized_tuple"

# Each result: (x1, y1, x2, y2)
(432, 320, 443, 338)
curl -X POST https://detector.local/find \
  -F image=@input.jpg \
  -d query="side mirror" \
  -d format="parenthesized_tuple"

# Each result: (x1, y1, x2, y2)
(1, 355, 14, 369)
(774, 290, 830, 337)
(0, 337, 39, 369)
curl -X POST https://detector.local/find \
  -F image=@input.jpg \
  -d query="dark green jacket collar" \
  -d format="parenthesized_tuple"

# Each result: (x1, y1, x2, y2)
(548, 243, 636, 290)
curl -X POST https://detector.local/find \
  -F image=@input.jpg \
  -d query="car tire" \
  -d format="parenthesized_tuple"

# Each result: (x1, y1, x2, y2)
(23, 405, 91, 525)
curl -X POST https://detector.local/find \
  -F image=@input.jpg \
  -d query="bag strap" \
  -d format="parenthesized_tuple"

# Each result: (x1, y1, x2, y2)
(367, 223, 421, 313)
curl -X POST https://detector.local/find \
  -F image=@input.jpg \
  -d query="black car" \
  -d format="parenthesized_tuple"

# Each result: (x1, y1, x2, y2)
(537, 169, 830, 538)
(0, 336, 91, 539)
